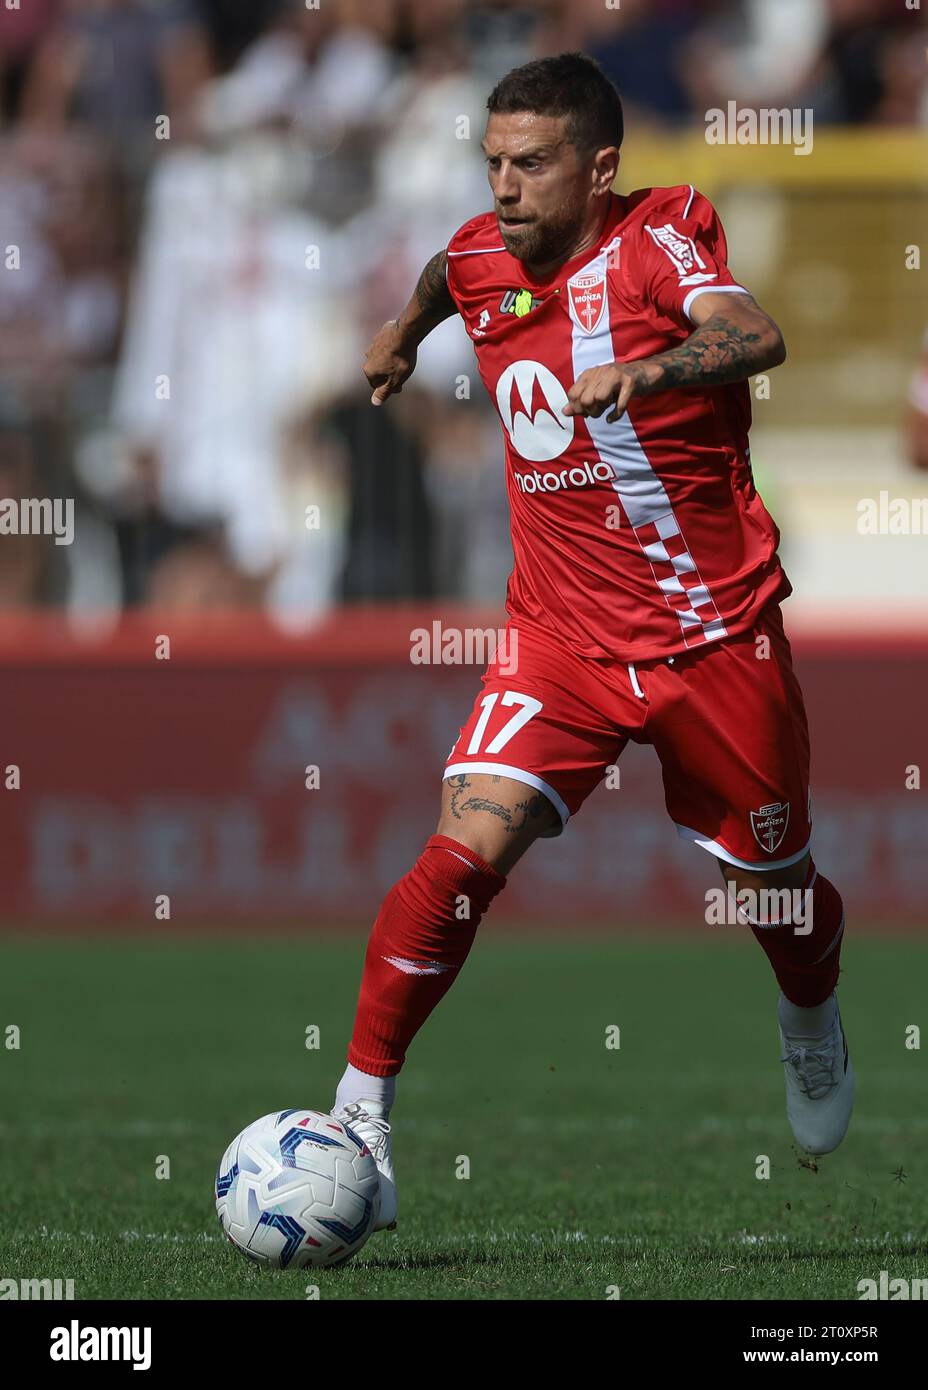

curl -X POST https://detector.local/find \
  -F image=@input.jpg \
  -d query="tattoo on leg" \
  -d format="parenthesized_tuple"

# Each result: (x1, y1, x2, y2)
(445, 775, 550, 834)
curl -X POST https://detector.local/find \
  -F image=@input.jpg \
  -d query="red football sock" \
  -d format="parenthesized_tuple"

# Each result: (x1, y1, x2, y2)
(347, 834, 507, 1077)
(738, 860, 845, 1006)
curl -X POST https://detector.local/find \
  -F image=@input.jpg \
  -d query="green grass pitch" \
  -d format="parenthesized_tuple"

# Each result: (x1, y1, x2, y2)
(0, 932, 924, 1301)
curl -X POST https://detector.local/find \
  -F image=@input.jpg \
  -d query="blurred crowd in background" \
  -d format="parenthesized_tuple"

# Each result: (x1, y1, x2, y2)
(0, 0, 926, 622)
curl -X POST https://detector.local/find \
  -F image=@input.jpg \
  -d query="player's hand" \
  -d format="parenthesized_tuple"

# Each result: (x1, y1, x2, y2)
(562, 361, 660, 423)
(362, 319, 418, 406)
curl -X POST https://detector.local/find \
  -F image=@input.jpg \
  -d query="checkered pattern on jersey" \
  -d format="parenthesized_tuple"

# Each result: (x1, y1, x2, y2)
(633, 513, 727, 646)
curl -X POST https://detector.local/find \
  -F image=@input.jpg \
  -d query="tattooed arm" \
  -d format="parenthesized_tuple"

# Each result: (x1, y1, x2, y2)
(362, 250, 457, 406)
(403, 250, 457, 340)
(563, 292, 786, 423)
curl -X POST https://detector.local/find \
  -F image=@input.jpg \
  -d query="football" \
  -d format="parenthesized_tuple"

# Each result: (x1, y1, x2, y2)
(215, 1109, 381, 1269)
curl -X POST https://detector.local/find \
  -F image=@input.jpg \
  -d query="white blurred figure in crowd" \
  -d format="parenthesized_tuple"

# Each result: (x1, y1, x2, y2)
(111, 3, 400, 623)
(683, 0, 829, 116)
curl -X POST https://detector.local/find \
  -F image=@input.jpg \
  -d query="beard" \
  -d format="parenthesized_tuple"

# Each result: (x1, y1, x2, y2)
(497, 199, 586, 269)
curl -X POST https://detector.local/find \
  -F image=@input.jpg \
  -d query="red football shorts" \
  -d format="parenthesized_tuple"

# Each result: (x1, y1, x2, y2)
(444, 602, 811, 870)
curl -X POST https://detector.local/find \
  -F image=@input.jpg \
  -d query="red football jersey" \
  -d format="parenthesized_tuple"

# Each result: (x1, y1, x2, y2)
(445, 184, 791, 662)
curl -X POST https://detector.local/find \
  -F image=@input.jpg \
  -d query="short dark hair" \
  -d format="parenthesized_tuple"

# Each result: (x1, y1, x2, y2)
(486, 52, 623, 155)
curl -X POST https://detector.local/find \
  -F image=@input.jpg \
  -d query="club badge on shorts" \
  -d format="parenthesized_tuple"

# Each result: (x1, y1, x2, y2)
(750, 800, 790, 854)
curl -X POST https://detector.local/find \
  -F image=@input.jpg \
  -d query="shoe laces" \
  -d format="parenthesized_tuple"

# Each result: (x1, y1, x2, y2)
(781, 1038, 839, 1099)
(334, 1102, 392, 1161)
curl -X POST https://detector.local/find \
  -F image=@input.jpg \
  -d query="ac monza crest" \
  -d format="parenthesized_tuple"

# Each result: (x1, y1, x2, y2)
(750, 801, 790, 855)
(567, 272, 606, 335)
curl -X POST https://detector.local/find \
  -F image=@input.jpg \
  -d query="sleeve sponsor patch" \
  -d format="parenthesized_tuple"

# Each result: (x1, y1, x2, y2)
(644, 222, 718, 288)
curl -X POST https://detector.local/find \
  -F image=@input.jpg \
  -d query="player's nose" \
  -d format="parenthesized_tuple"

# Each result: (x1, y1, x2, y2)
(492, 166, 520, 203)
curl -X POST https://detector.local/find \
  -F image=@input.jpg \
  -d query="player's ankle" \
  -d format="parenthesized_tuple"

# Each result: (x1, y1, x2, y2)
(335, 1061, 397, 1113)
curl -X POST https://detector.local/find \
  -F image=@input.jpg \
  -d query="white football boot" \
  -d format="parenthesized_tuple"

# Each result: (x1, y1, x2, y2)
(779, 996, 855, 1155)
(332, 1099, 397, 1231)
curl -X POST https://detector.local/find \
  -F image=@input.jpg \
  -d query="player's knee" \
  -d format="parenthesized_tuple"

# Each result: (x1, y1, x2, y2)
(718, 851, 811, 898)
(716, 850, 811, 928)
(432, 819, 510, 873)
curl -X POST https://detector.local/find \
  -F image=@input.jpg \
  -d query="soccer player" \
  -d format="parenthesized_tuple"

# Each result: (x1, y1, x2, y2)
(332, 52, 854, 1231)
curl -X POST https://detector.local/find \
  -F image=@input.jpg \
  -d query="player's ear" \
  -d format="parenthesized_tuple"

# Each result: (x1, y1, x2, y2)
(593, 145, 620, 194)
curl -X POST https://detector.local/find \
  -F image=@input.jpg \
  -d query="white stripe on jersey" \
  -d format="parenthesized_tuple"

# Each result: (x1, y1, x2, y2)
(682, 282, 750, 322)
(567, 236, 728, 649)
(447, 245, 507, 256)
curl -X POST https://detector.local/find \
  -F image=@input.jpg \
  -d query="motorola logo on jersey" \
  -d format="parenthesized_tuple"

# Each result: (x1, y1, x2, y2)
(495, 359, 574, 462)
(514, 459, 617, 495)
